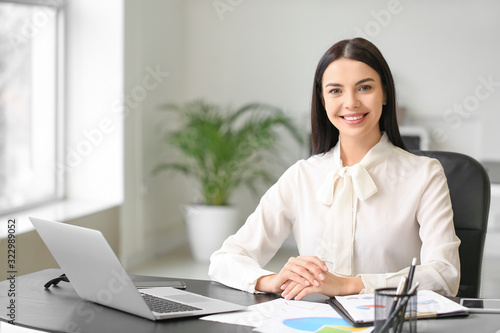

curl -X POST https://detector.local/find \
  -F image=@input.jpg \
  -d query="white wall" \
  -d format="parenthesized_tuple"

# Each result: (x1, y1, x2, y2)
(122, 0, 189, 267)
(122, 0, 500, 267)
(181, 0, 500, 160)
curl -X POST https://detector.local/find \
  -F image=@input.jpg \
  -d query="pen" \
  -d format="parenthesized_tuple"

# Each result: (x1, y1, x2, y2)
(396, 276, 406, 295)
(385, 276, 407, 325)
(404, 257, 417, 294)
(378, 282, 420, 333)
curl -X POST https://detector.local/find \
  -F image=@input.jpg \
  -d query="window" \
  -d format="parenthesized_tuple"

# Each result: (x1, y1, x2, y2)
(0, 0, 64, 214)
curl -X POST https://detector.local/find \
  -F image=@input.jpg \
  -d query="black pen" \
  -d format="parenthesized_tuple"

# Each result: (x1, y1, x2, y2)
(404, 257, 417, 294)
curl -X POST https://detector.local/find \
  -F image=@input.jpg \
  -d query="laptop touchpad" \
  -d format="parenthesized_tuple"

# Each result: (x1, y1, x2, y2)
(168, 294, 210, 303)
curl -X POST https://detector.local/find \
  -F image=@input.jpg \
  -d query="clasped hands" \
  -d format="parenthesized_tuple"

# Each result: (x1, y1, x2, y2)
(255, 256, 364, 300)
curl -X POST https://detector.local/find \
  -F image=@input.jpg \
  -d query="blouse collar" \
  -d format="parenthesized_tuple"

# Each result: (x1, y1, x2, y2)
(317, 133, 394, 205)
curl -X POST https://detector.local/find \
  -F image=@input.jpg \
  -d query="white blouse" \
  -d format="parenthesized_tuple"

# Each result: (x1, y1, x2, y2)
(209, 133, 461, 296)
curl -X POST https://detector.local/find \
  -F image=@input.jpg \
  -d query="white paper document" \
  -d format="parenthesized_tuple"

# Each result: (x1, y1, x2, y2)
(201, 298, 373, 332)
(333, 289, 468, 324)
(0, 322, 48, 333)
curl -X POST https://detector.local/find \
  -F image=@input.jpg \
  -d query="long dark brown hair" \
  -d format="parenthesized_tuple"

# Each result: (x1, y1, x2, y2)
(310, 38, 407, 155)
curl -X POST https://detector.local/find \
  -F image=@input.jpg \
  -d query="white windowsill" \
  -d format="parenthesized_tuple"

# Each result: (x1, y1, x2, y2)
(0, 199, 121, 238)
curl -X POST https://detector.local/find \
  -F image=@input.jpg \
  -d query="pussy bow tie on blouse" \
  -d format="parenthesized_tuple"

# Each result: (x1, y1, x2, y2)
(316, 163, 378, 275)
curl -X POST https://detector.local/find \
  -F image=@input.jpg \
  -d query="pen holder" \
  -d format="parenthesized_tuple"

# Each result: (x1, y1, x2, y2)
(374, 287, 417, 333)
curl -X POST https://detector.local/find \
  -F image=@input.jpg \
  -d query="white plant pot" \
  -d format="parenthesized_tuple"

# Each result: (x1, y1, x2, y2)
(184, 204, 240, 262)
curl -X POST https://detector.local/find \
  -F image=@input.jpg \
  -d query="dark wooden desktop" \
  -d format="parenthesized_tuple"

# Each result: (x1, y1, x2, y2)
(0, 269, 276, 333)
(1, 269, 499, 333)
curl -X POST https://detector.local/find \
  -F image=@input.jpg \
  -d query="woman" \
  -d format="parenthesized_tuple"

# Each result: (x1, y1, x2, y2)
(209, 38, 460, 300)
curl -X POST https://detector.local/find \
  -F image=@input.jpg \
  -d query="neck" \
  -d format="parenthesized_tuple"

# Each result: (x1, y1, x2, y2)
(340, 131, 382, 166)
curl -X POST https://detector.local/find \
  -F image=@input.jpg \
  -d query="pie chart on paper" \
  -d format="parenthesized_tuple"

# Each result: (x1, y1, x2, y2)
(282, 317, 367, 332)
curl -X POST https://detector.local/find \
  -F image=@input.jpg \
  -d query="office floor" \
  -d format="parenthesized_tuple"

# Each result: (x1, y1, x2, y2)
(130, 235, 500, 298)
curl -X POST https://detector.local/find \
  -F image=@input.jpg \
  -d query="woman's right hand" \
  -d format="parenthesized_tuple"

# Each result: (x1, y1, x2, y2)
(255, 256, 329, 293)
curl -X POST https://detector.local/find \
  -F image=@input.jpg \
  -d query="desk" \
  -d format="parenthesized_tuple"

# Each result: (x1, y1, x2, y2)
(1, 269, 500, 333)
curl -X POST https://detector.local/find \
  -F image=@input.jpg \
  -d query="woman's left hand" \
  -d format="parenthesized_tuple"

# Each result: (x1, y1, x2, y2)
(280, 272, 364, 300)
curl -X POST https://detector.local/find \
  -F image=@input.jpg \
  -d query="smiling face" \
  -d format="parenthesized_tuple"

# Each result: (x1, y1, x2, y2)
(321, 58, 385, 145)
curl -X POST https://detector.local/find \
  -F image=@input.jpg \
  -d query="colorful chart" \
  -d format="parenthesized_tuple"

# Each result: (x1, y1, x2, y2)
(282, 317, 363, 332)
(356, 304, 385, 310)
(316, 326, 367, 333)
(419, 299, 438, 305)
(346, 295, 374, 301)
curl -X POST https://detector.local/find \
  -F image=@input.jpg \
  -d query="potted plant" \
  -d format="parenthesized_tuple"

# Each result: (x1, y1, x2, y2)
(153, 99, 304, 261)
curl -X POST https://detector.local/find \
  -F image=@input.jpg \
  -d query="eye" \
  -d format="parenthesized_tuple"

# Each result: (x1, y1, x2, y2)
(358, 85, 372, 92)
(328, 88, 342, 95)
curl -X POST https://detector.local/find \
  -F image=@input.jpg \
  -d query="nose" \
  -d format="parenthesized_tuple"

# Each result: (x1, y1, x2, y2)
(344, 92, 360, 109)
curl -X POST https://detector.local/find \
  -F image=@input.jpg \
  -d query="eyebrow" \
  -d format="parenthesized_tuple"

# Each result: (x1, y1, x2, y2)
(324, 78, 375, 89)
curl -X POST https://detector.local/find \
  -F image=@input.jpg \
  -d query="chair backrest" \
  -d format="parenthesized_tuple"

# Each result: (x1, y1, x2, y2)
(413, 150, 491, 298)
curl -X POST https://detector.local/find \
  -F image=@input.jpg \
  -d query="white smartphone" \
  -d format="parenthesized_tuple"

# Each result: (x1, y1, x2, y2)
(460, 298, 500, 313)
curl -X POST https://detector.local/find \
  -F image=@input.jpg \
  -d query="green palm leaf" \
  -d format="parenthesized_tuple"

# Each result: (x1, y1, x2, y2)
(154, 99, 304, 206)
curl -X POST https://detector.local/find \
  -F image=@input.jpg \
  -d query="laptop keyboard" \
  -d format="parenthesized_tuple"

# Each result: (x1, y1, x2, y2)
(141, 293, 202, 313)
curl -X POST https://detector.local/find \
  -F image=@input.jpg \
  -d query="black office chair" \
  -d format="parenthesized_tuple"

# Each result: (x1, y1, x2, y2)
(413, 150, 491, 298)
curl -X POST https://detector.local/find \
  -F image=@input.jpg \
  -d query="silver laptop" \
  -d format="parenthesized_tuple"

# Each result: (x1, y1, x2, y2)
(29, 216, 245, 321)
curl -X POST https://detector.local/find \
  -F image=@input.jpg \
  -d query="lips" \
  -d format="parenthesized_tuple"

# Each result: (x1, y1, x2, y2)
(340, 113, 368, 123)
